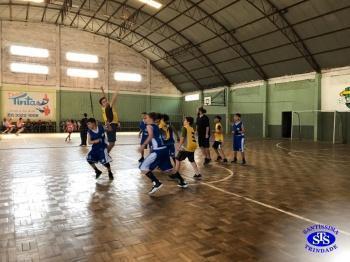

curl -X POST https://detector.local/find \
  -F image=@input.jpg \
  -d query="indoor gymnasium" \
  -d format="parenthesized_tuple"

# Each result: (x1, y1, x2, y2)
(0, 0, 350, 261)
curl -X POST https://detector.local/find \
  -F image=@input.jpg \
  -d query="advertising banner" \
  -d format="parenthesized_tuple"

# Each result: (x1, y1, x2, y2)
(1, 90, 56, 121)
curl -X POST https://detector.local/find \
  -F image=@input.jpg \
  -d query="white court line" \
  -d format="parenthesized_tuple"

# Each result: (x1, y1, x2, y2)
(119, 153, 350, 236)
(276, 142, 349, 164)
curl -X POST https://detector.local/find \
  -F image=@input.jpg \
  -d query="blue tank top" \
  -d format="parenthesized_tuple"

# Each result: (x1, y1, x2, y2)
(164, 125, 175, 145)
(88, 124, 108, 150)
(150, 124, 166, 150)
(232, 121, 244, 137)
(139, 120, 148, 137)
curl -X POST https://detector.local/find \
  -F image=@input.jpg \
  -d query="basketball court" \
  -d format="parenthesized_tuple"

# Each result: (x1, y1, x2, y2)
(0, 0, 350, 261)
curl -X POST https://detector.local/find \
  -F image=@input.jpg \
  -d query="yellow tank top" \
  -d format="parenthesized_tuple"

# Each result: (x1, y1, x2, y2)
(214, 123, 224, 142)
(182, 125, 197, 152)
(101, 107, 119, 124)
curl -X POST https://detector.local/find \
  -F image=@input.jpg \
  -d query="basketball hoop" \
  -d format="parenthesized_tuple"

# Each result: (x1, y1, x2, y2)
(204, 96, 211, 106)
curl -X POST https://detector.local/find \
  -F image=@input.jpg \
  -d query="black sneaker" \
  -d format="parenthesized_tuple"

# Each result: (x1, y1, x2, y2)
(108, 172, 114, 180)
(168, 173, 177, 180)
(223, 158, 228, 163)
(231, 158, 237, 164)
(204, 158, 210, 165)
(149, 182, 163, 195)
(138, 157, 144, 163)
(242, 159, 246, 165)
(216, 156, 222, 161)
(178, 181, 188, 188)
(193, 174, 202, 179)
(95, 169, 102, 179)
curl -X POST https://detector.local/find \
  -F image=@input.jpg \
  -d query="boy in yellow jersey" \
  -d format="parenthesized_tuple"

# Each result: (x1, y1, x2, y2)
(171, 116, 201, 180)
(212, 116, 228, 162)
(99, 86, 120, 153)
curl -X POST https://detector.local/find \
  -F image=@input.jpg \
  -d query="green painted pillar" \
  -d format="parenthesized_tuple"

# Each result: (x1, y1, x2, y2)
(313, 73, 322, 141)
(225, 86, 231, 134)
(262, 80, 268, 138)
(200, 90, 204, 106)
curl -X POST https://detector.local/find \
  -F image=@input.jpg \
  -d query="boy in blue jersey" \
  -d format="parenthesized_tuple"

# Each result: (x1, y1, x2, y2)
(138, 112, 148, 163)
(232, 113, 246, 165)
(86, 118, 114, 180)
(139, 112, 187, 194)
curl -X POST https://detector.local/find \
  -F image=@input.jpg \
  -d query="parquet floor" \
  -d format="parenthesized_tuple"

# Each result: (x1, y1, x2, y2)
(0, 133, 350, 262)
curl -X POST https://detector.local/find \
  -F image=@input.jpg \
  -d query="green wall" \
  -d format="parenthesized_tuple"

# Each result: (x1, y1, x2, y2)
(59, 90, 182, 122)
(182, 78, 319, 138)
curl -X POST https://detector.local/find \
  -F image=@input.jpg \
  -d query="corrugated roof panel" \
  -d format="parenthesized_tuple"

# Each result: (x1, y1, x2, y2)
(304, 29, 350, 54)
(213, 0, 262, 31)
(216, 58, 250, 74)
(252, 45, 301, 66)
(242, 30, 290, 54)
(225, 69, 261, 84)
(262, 58, 312, 78)
(314, 47, 350, 69)
(207, 48, 239, 64)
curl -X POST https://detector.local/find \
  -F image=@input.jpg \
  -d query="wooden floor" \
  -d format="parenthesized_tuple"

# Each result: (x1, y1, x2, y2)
(0, 133, 350, 262)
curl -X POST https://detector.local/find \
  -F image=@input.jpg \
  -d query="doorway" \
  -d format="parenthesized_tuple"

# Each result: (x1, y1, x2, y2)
(282, 111, 292, 138)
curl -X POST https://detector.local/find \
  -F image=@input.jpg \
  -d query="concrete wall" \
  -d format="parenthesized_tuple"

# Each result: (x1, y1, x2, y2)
(0, 21, 182, 127)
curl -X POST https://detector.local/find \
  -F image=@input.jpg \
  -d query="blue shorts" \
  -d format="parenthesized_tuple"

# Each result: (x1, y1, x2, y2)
(139, 148, 173, 172)
(233, 136, 245, 152)
(167, 144, 175, 158)
(87, 147, 112, 164)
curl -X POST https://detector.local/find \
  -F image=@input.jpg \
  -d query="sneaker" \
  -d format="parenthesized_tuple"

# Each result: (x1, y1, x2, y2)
(216, 156, 222, 161)
(108, 172, 114, 180)
(168, 173, 177, 180)
(95, 169, 102, 179)
(138, 157, 144, 163)
(193, 174, 202, 179)
(242, 159, 246, 165)
(204, 158, 210, 165)
(223, 158, 228, 163)
(178, 181, 188, 188)
(231, 158, 237, 164)
(148, 182, 163, 195)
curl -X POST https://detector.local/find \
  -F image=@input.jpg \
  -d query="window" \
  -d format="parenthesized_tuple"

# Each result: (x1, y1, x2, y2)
(66, 52, 98, 63)
(114, 72, 142, 82)
(67, 68, 98, 78)
(10, 63, 49, 74)
(10, 45, 49, 58)
(138, 0, 162, 9)
(185, 94, 200, 101)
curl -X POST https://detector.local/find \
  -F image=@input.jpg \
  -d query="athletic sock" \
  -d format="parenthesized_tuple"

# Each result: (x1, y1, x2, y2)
(145, 172, 160, 185)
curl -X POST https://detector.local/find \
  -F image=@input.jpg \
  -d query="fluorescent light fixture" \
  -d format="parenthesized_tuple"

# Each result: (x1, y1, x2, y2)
(114, 72, 142, 82)
(10, 63, 49, 74)
(138, 0, 162, 9)
(67, 68, 98, 78)
(66, 52, 98, 63)
(10, 45, 49, 58)
(185, 94, 199, 102)
(18, 0, 45, 3)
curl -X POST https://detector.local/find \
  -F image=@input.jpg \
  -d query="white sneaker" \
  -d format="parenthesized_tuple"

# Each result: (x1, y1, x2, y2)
(178, 181, 188, 188)
(148, 182, 163, 194)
